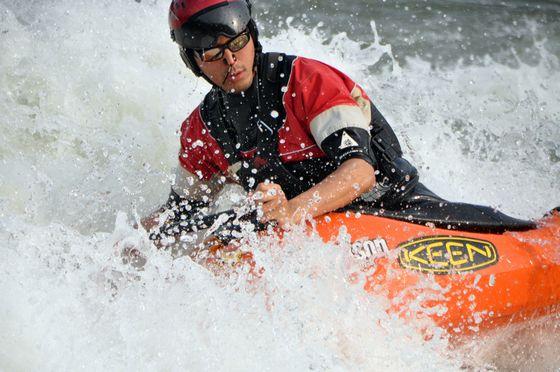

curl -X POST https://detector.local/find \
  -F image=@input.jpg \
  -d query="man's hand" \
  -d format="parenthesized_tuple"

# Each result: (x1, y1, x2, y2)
(252, 158, 375, 230)
(251, 182, 303, 228)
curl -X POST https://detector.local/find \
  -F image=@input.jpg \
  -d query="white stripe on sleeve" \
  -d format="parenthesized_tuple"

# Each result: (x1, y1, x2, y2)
(309, 105, 370, 150)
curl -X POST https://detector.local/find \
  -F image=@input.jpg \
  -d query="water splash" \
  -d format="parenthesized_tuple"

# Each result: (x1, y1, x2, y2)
(1, 0, 559, 370)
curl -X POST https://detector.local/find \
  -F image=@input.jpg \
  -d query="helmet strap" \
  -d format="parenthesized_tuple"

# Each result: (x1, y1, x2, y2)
(180, 48, 201, 76)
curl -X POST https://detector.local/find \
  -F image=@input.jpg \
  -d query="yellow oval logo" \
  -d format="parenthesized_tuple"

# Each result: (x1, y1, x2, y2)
(397, 236, 498, 274)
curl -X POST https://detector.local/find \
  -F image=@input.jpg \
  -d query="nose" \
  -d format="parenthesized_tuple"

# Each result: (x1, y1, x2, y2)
(223, 49, 237, 66)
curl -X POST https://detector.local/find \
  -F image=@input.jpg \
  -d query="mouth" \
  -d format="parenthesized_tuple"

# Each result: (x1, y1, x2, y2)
(220, 65, 250, 89)
(227, 69, 244, 82)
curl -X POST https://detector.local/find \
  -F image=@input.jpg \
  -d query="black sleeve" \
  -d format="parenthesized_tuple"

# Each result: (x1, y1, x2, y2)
(369, 103, 403, 159)
(320, 127, 377, 168)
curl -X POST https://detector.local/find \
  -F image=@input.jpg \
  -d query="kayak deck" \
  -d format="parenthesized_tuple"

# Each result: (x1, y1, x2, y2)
(314, 210, 560, 334)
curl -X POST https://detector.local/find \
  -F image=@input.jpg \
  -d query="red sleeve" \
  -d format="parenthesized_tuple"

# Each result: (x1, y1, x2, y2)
(178, 106, 229, 181)
(284, 57, 370, 132)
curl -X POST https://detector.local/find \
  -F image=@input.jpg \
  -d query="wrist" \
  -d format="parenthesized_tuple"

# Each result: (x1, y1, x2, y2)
(288, 200, 310, 225)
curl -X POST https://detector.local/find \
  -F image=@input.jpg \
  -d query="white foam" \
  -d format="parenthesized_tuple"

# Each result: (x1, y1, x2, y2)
(0, 0, 559, 370)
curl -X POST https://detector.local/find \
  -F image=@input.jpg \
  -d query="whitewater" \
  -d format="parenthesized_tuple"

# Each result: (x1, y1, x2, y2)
(1, 0, 559, 370)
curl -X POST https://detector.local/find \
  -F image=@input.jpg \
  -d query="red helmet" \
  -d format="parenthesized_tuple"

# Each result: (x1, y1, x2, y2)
(169, 0, 260, 76)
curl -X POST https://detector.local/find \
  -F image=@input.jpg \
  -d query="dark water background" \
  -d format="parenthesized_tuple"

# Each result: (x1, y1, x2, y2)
(256, 0, 560, 68)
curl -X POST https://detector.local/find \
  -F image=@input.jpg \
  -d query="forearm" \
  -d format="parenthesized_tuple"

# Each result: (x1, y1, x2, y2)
(289, 158, 375, 220)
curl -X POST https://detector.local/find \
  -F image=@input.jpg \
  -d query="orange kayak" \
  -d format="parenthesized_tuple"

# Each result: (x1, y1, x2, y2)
(313, 209, 560, 335)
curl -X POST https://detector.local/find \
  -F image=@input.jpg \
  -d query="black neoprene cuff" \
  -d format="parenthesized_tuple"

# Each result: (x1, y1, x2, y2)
(320, 127, 377, 168)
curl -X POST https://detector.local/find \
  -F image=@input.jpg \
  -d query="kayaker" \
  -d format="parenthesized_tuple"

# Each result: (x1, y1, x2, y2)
(145, 0, 429, 242)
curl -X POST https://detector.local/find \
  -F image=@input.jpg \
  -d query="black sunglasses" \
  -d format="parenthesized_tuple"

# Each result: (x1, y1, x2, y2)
(193, 30, 251, 62)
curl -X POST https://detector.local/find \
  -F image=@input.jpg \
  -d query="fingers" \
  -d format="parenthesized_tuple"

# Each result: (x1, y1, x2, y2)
(252, 182, 285, 202)
(261, 195, 284, 215)
(117, 242, 147, 269)
(251, 182, 288, 223)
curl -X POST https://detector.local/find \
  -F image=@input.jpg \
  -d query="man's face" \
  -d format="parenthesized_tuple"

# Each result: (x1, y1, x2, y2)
(194, 33, 255, 93)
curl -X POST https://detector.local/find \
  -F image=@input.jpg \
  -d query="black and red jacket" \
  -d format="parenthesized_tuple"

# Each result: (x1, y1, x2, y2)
(173, 52, 415, 202)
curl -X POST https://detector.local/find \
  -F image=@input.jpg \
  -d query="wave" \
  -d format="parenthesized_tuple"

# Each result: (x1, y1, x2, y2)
(1, 1, 559, 370)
